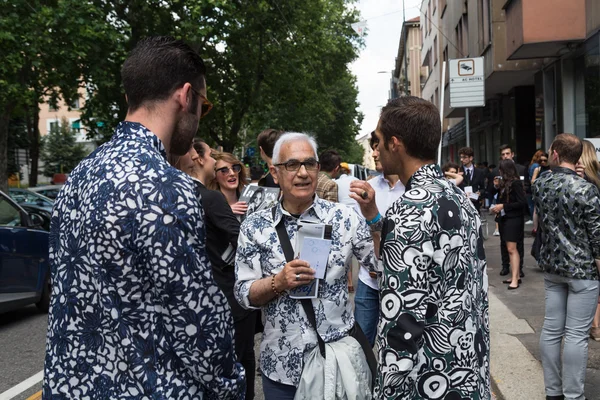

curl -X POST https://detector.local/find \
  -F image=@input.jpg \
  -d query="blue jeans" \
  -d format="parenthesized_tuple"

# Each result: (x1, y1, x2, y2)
(354, 279, 379, 347)
(539, 273, 600, 400)
(262, 376, 296, 400)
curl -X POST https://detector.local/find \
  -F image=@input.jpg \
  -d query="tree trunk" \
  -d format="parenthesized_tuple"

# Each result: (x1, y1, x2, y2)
(0, 105, 13, 193)
(27, 101, 40, 187)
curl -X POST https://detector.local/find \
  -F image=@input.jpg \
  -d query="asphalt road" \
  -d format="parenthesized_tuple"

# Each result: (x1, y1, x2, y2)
(0, 305, 47, 399)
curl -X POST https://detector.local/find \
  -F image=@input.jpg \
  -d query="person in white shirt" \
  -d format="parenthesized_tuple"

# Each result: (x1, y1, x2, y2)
(349, 131, 405, 347)
(335, 162, 360, 212)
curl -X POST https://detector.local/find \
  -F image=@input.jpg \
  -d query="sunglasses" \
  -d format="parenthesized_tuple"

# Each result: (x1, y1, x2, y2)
(191, 87, 213, 118)
(540, 159, 548, 163)
(216, 164, 242, 175)
(274, 158, 320, 172)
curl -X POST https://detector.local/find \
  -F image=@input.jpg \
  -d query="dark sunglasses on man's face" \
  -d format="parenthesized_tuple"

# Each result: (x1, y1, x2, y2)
(274, 158, 320, 172)
(540, 159, 548, 163)
(216, 164, 242, 175)
(191, 87, 213, 118)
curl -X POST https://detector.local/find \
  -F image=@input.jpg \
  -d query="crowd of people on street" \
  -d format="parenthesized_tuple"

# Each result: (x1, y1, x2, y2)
(40, 36, 600, 400)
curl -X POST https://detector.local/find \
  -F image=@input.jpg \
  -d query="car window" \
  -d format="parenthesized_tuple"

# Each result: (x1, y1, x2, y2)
(0, 196, 21, 226)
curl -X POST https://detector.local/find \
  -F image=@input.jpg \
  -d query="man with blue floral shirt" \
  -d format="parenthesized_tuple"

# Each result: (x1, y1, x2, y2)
(43, 37, 244, 399)
(352, 96, 490, 399)
(235, 132, 376, 399)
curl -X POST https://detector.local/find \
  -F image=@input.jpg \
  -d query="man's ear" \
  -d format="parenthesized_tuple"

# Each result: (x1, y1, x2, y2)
(176, 83, 194, 111)
(390, 136, 403, 153)
(269, 165, 279, 185)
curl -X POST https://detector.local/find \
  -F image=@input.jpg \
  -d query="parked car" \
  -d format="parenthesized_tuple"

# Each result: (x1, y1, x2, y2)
(29, 184, 63, 200)
(0, 190, 51, 313)
(9, 188, 54, 213)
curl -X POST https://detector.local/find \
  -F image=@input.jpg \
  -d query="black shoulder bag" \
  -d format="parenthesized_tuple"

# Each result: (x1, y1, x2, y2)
(272, 208, 377, 390)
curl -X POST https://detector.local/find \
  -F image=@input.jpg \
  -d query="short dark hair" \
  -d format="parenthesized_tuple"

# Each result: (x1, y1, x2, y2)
(550, 133, 583, 164)
(319, 149, 342, 173)
(442, 162, 460, 172)
(379, 96, 440, 160)
(121, 36, 206, 112)
(369, 131, 378, 150)
(458, 147, 474, 157)
(499, 144, 513, 153)
(257, 129, 283, 158)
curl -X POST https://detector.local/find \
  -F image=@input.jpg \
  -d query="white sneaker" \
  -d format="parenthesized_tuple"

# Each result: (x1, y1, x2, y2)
(525, 220, 534, 225)
(493, 230, 500, 236)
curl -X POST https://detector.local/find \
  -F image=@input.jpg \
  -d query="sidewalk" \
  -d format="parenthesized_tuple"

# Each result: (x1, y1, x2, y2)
(483, 213, 600, 400)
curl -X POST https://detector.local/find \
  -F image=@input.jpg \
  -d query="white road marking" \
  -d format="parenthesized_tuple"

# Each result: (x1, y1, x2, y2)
(0, 370, 43, 400)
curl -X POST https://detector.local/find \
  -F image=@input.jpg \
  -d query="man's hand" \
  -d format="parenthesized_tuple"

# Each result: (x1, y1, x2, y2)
(230, 201, 248, 215)
(274, 259, 315, 291)
(349, 180, 379, 221)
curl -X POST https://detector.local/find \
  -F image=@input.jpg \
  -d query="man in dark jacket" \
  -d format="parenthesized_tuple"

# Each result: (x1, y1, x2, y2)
(490, 144, 529, 277)
(458, 146, 486, 211)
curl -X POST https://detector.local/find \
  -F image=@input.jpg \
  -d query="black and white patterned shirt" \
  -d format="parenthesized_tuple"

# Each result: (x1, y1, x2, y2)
(43, 122, 245, 399)
(377, 164, 490, 399)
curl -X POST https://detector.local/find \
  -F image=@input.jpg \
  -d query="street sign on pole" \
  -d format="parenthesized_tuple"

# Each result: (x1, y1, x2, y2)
(449, 57, 485, 108)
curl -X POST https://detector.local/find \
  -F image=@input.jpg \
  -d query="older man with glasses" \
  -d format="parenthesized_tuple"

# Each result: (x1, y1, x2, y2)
(235, 132, 377, 400)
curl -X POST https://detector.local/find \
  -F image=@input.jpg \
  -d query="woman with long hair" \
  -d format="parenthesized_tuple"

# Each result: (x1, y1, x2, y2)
(577, 140, 600, 342)
(491, 159, 527, 289)
(210, 151, 249, 216)
(531, 153, 550, 183)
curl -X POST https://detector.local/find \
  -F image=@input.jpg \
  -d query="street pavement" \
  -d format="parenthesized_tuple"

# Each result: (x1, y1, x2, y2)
(1, 214, 599, 399)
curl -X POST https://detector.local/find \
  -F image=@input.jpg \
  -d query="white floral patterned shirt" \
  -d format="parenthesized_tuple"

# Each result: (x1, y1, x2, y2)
(235, 197, 376, 386)
(43, 122, 244, 400)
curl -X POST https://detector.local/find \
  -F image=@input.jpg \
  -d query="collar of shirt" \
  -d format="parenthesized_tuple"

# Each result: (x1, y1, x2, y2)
(405, 164, 444, 191)
(115, 121, 167, 160)
(373, 175, 403, 191)
(271, 194, 327, 225)
(552, 166, 577, 176)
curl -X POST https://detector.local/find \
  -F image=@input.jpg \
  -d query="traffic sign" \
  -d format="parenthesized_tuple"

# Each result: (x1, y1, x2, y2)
(449, 57, 485, 108)
(245, 147, 256, 157)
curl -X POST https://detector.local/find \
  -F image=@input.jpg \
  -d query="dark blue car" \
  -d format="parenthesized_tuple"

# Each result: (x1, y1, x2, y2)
(0, 190, 51, 313)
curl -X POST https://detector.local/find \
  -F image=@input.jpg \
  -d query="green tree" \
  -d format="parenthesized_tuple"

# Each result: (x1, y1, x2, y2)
(41, 117, 87, 177)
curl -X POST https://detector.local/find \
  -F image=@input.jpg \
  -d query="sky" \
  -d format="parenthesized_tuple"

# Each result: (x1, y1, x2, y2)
(350, 0, 422, 139)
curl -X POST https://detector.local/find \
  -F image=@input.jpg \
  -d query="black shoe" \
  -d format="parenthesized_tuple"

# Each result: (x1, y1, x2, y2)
(545, 396, 564, 400)
(520, 270, 525, 278)
(508, 284, 520, 290)
(502, 279, 522, 284)
(500, 268, 509, 276)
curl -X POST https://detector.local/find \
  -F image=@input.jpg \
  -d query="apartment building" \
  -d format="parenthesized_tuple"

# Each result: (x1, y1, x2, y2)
(504, 0, 600, 145)
(420, 1, 442, 111)
(392, 17, 423, 98)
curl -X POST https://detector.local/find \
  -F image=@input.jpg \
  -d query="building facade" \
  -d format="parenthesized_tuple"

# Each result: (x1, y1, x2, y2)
(392, 17, 424, 98)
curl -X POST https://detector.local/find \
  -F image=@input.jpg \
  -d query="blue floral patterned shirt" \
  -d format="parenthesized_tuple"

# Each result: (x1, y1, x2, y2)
(234, 197, 376, 386)
(43, 122, 245, 399)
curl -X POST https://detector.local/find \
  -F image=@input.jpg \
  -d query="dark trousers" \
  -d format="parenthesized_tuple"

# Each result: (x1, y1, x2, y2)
(262, 376, 296, 400)
(501, 235, 524, 270)
(234, 311, 258, 400)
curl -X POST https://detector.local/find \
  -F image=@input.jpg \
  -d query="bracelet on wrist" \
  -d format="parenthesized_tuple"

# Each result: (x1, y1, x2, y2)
(366, 213, 382, 225)
(271, 275, 281, 296)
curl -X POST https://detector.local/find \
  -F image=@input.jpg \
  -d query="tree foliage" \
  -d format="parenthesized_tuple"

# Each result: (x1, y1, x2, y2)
(0, 0, 365, 191)
(41, 117, 87, 177)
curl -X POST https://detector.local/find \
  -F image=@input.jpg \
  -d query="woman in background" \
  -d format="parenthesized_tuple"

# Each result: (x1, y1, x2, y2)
(441, 162, 464, 186)
(491, 159, 527, 290)
(175, 141, 258, 399)
(210, 152, 249, 216)
(576, 140, 600, 342)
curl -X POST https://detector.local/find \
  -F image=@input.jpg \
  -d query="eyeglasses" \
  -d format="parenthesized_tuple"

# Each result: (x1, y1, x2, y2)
(191, 87, 213, 118)
(215, 164, 242, 175)
(274, 158, 320, 172)
(540, 159, 548, 163)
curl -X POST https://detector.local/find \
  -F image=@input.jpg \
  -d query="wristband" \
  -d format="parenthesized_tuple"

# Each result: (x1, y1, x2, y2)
(366, 213, 382, 225)
(271, 275, 281, 296)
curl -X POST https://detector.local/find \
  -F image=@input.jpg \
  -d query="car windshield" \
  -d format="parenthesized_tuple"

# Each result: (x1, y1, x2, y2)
(9, 190, 54, 207)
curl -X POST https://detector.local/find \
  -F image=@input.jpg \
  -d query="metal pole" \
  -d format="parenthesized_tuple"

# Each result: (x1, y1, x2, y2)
(466, 108, 470, 147)
(438, 61, 447, 166)
(403, 0, 408, 95)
